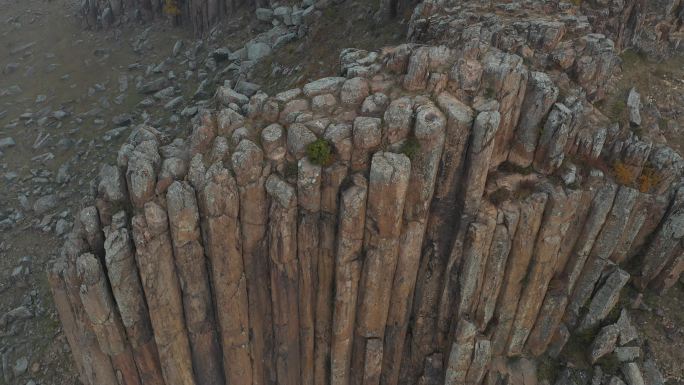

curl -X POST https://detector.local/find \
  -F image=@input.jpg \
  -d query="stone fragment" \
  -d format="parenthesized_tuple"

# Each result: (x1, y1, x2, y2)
(589, 324, 619, 364)
(533, 103, 572, 174)
(627, 88, 641, 126)
(622, 363, 645, 385)
(302, 77, 346, 97)
(578, 268, 630, 332)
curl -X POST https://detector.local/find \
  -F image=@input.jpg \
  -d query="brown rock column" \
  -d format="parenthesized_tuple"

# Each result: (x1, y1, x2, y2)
(455, 203, 498, 321)
(490, 192, 548, 357)
(47, 260, 90, 385)
(563, 182, 618, 294)
(638, 187, 684, 288)
(197, 163, 252, 385)
(315, 163, 348, 385)
(61, 225, 120, 385)
(525, 288, 568, 356)
(508, 72, 559, 167)
(331, 175, 368, 385)
(132, 202, 196, 385)
(104, 211, 164, 385)
(77, 253, 142, 385)
(473, 202, 520, 331)
(126, 140, 161, 209)
(533, 103, 573, 174)
(437, 107, 501, 348)
(79, 206, 106, 259)
(297, 158, 322, 385)
(232, 139, 275, 385)
(265, 175, 301, 385)
(351, 152, 411, 385)
(481, 50, 529, 167)
(507, 186, 580, 355)
(404, 93, 473, 384)
(381, 103, 446, 385)
(444, 319, 477, 385)
(166, 181, 224, 385)
(565, 186, 638, 329)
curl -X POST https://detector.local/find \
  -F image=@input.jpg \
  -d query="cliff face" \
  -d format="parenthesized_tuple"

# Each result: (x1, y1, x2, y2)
(50, 3, 684, 385)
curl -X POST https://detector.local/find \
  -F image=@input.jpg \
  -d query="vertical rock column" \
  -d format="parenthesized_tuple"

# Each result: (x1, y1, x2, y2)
(232, 139, 275, 385)
(437, 107, 501, 348)
(352, 152, 411, 385)
(507, 186, 579, 355)
(197, 164, 253, 385)
(508, 72, 559, 167)
(104, 211, 165, 385)
(404, 93, 473, 384)
(454, 203, 497, 321)
(443, 319, 477, 385)
(131, 202, 196, 385)
(166, 181, 224, 385)
(381, 103, 446, 385)
(315, 163, 349, 385)
(297, 159, 322, 385)
(76, 253, 142, 385)
(482, 50, 528, 167)
(525, 183, 616, 356)
(265, 175, 301, 385)
(638, 186, 684, 288)
(331, 175, 368, 385)
(473, 202, 520, 331)
(47, 260, 89, 385)
(490, 192, 548, 356)
(566, 186, 638, 329)
(61, 222, 120, 385)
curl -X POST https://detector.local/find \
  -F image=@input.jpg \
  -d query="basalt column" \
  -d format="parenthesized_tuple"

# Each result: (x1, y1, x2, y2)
(266, 175, 301, 385)
(132, 202, 196, 385)
(381, 101, 447, 385)
(232, 139, 275, 385)
(197, 163, 253, 385)
(104, 211, 165, 385)
(351, 152, 411, 385)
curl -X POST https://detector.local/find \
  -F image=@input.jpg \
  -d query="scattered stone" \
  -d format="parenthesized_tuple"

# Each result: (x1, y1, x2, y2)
(622, 363, 645, 385)
(589, 324, 619, 364)
(13, 357, 28, 376)
(0, 137, 16, 149)
(614, 347, 640, 362)
(627, 88, 641, 126)
(33, 194, 58, 215)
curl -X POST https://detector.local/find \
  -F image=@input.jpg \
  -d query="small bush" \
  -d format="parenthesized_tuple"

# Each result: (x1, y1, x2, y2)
(401, 137, 421, 160)
(306, 139, 333, 166)
(498, 161, 534, 175)
(163, 0, 181, 15)
(638, 166, 662, 193)
(613, 161, 635, 186)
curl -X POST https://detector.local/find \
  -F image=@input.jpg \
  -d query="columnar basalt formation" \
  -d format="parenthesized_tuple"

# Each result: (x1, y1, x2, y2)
(51, 32, 684, 385)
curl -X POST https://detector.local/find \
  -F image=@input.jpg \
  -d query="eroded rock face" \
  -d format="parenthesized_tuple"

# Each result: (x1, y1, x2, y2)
(51, 35, 684, 385)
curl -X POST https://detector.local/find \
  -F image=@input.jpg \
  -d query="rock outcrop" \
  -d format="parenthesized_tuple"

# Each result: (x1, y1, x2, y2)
(50, 17, 684, 385)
